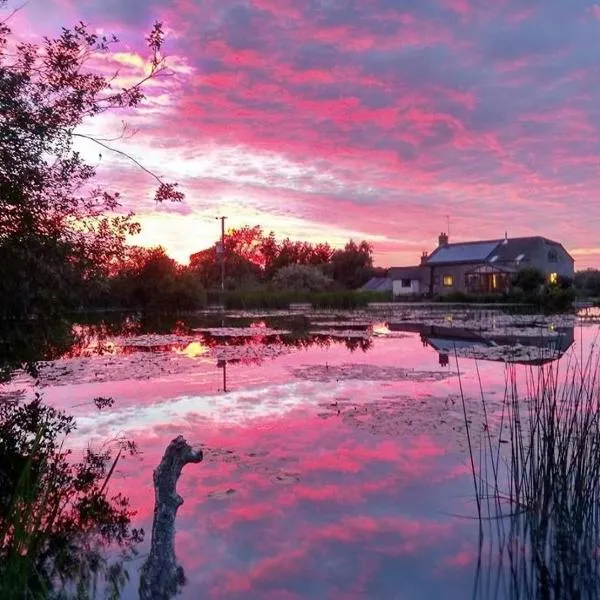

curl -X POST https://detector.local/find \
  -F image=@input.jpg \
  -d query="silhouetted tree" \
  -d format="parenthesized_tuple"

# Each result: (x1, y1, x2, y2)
(574, 269, 600, 297)
(329, 240, 374, 289)
(0, 5, 182, 320)
(112, 246, 206, 310)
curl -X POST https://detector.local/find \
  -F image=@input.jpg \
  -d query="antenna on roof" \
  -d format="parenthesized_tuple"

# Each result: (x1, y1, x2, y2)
(505, 231, 508, 240)
(446, 215, 450, 237)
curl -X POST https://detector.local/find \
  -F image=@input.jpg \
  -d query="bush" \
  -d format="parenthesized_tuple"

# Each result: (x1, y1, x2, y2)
(512, 267, 545, 294)
(537, 285, 577, 312)
(272, 264, 333, 293)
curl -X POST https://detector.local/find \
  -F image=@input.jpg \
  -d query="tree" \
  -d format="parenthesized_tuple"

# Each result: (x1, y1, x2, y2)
(0, 5, 182, 320)
(112, 246, 206, 310)
(574, 269, 600, 297)
(272, 264, 333, 292)
(329, 240, 374, 289)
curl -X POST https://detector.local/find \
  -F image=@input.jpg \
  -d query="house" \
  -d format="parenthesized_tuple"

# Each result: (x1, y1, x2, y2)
(387, 266, 423, 296)
(389, 233, 574, 297)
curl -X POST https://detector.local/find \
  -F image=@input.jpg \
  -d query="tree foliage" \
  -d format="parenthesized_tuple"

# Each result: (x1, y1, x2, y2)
(109, 246, 206, 311)
(189, 226, 378, 290)
(329, 240, 374, 289)
(272, 264, 333, 293)
(511, 267, 546, 294)
(0, 6, 181, 319)
(574, 269, 600, 297)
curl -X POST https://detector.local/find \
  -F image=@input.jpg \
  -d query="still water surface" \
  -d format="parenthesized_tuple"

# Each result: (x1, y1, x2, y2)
(8, 307, 599, 598)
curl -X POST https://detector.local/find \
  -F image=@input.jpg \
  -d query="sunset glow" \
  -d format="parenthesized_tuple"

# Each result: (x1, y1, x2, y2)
(13, 0, 600, 267)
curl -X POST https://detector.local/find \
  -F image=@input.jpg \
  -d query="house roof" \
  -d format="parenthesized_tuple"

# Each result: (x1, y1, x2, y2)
(361, 277, 393, 292)
(388, 266, 424, 281)
(425, 235, 572, 266)
(426, 240, 501, 265)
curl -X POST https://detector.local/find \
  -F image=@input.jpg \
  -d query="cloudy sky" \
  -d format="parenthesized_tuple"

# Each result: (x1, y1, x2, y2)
(11, 0, 600, 267)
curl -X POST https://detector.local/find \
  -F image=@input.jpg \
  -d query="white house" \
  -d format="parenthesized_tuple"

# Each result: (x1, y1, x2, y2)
(388, 267, 423, 297)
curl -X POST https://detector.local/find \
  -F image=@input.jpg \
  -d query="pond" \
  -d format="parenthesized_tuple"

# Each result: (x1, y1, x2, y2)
(3, 306, 600, 599)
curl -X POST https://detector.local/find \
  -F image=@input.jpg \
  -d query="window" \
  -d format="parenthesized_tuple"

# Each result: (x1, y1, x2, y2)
(549, 272, 558, 284)
(548, 249, 558, 263)
(401, 279, 411, 288)
(492, 274, 498, 289)
(443, 274, 454, 287)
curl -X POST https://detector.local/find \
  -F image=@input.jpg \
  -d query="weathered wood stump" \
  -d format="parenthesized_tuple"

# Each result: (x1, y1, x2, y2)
(139, 436, 203, 600)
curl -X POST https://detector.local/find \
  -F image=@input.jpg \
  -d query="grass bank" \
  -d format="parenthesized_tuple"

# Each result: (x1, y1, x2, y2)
(207, 290, 392, 310)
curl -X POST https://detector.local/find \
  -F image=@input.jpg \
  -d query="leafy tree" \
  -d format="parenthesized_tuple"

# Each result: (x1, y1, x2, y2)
(329, 240, 374, 289)
(0, 5, 182, 320)
(112, 246, 206, 310)
(272, 264, 334, 292)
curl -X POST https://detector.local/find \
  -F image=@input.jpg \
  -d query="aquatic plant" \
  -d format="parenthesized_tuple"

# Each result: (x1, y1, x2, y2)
(461, 333, 600, 599)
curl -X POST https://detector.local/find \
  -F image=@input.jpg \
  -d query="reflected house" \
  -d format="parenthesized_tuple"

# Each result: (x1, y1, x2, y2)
(388, 233, 574, 297)
(388, 322, 575, 365)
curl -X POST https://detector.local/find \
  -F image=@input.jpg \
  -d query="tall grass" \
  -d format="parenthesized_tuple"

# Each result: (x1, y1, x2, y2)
(461, 334, 600, 599)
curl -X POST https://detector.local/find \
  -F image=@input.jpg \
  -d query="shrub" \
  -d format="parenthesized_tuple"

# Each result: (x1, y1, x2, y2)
(511, 267, 545, 293)
(272, 264, 334, 293)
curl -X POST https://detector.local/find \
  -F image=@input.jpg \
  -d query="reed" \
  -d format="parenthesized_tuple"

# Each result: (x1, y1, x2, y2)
(462, 332, 600, 599)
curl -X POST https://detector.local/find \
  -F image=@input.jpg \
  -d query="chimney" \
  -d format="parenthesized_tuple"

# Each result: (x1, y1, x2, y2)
(438, 232, 449, 247)
(420, 250, 428, 265)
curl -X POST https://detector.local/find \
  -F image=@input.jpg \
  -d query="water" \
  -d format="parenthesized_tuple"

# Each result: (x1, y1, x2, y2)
(4, 307, 599, 598)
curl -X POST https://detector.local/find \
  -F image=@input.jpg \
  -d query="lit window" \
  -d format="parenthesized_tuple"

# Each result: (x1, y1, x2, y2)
(443, 275, 454, 287)
(492, 274, 498, 289)
(549, 272, 558, 284)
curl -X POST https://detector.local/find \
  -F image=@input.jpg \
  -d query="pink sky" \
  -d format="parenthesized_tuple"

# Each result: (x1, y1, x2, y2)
(10, 0, 600, 268)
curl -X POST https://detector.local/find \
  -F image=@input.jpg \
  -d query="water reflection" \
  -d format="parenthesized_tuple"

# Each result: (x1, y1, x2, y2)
(388, 322, 574, 366)
(2, 309, 597, 599)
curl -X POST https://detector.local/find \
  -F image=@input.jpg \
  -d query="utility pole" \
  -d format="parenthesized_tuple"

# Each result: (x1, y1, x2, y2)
(215, 216, 226, 304)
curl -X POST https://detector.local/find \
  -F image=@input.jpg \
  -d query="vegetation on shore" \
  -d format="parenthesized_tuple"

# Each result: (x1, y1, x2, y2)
(463, 343, 600, 598)
(435, 267, 577, 311)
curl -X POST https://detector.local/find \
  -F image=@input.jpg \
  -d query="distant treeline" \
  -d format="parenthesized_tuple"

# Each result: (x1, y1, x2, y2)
(574, 269, 600, 299)
(19, 227, 386, 314)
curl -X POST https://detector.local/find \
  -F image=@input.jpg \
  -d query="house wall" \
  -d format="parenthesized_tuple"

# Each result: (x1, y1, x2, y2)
(534, 241, 574, 278)
(429, 263, 486, 295)
(392, 279, 420, 296)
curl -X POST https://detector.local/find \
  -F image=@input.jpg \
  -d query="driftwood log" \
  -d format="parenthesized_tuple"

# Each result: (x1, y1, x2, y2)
(139, 436, 203, 600)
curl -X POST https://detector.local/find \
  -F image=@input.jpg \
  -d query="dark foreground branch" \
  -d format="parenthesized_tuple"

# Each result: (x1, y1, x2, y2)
(139, 436, 203, 600)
